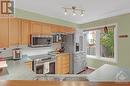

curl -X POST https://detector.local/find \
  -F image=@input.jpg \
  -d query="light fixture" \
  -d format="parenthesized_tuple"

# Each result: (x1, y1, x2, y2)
(80, 10, 84, 16)
(72, 6, 76, 16)
(63, 6, 85, 16)
(64, 8, 67, 15)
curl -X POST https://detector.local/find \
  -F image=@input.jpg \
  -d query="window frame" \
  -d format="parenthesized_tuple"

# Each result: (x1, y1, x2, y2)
(83, 23, 118, 63)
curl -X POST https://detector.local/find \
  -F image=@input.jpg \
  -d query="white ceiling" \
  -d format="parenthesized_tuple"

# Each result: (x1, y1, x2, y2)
(15, 0, 130, 24)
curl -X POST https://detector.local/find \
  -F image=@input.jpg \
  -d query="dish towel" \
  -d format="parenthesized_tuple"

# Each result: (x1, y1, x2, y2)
(44, 62, 49, 74)
(0, 57, 7, 68)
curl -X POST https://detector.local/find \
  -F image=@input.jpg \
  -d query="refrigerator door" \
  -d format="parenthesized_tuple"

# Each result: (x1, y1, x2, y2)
(63, 34, 74, 53)
(74, 52, 87, 74)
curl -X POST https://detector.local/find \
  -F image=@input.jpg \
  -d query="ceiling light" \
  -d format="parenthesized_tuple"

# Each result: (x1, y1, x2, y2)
(80, 10, 84, 16)
(64, 8, 67, 15)
(73, 12, 76, 16)
(63, 6, 85, 16)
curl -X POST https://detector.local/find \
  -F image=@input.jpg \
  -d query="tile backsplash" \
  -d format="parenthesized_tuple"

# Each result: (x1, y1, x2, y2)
(0, 43, 61, 58)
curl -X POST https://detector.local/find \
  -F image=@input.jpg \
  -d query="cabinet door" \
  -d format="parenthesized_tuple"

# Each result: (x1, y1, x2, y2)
(0, 18, 9, 48)
(21, 20, 30, 45)
(42, 23, 52, 35)
(25, 61, 32, 70)
(57, 26, 65, 33)
(51, 25, 59, 33)
(9, 18, 21, 46)
(62, 54, 70, 74)
(30, 21, 42, 35)
(56, 53, 70, 74)
(64, 27, 75, 33)
(55, 55, 62, 74)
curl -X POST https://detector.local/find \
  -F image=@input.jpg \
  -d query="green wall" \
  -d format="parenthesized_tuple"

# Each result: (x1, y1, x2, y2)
(79, 13, 130, 69)
(15, 8, 130, 69)
(15, 8, 77, 27)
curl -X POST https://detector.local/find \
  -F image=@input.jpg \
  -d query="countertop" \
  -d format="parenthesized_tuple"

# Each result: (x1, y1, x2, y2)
(29, 54, 55, 60)
(0, 57, 87, 80)
(87, 64, 130, 82)
(0, 81, 130, 86)
(0, 60, 36, 80)
(2, 56, 130, 81)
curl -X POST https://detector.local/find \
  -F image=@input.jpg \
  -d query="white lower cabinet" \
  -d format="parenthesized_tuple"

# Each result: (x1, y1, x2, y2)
(74, 52, 87, 74)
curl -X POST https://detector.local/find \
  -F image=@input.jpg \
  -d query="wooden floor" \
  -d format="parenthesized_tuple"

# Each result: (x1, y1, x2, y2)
(0, 80, 130, 86)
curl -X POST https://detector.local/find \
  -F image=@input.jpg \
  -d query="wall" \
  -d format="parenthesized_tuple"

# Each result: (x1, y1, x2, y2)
(15, 8, 76, 27)
(78, 13, 130, 69)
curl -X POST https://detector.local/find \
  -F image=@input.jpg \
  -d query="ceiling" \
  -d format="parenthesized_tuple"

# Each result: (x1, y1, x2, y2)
(15, 0, 130, 24)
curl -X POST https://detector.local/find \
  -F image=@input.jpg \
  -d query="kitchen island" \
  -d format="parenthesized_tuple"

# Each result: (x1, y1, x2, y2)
(0, 60, 36, 80)
(0, 58, 88, 80)
(2, 57, 130, 82)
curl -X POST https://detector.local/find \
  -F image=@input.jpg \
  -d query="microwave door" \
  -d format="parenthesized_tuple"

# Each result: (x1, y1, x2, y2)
(32, 37, 39, 45)
(31, 36, 52, 47)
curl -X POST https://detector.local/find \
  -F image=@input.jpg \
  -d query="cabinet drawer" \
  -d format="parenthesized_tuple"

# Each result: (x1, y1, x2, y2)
(25, 61, 32, 70)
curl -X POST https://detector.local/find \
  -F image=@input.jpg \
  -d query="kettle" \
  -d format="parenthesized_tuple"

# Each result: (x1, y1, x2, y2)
(12, 48, 22, 60)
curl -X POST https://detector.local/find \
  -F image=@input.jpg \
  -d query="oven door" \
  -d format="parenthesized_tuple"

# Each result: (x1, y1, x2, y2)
(35, 64, 44, 74)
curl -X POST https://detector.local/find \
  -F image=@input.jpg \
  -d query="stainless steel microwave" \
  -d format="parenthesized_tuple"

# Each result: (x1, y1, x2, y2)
(30, 35, 52, 47)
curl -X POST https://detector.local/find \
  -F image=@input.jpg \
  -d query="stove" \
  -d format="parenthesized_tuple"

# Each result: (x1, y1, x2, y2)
(32, 54, 55, 74)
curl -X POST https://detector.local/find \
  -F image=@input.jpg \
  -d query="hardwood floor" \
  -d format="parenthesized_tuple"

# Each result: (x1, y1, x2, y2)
(0, 80, 130, 86)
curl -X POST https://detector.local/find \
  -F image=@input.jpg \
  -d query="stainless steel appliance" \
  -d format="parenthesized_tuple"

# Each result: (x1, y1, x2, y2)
(52, 33, 64, 43)
(32, 55, 55, 74)
(74, 52, 87, 74)
(73, 33, 87, 74)
(62, 33, 87, 74)
(30, 35, 52, 47)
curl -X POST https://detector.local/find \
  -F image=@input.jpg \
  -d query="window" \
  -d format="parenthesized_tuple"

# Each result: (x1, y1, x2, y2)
(84, 24, 118, 63)
(87, 31, 96, 56)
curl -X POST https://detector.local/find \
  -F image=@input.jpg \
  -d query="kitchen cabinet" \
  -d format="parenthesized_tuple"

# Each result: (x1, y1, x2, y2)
(64, 26, 75, 33)
(0, 17, 75, 48)
(30, 21, 42, 35)
(25, 61, 32, 71)
(55, 53, 70, 74)
(0, 18, 9, 48)
(51, 25, 59, 33)
(42, 23, 52, 35)
(51, 25, 75, 33)
(8, 18, 21, 46)
(21, 20, 31, 45)
(57, 26, 65, 33)
(74, 52, 87, 74)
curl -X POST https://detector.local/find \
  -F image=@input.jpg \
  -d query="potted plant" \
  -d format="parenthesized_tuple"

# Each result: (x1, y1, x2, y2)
(100, 30, 114, 57)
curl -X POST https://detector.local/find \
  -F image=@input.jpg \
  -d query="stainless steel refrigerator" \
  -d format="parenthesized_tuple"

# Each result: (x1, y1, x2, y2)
(62, 33, 87, 74)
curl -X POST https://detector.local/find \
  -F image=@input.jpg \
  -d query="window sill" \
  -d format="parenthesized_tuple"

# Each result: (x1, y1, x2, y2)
(86, 55, 117, 64)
